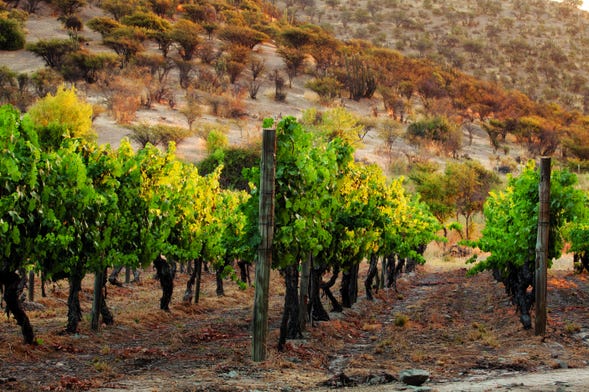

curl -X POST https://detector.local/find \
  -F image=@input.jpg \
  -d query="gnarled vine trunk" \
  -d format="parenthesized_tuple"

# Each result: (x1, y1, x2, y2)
(215, 257, 232, 297)
(183, 259, 197, 303)
(237, 260, 251, 285)
(574, 252, 589, 273)
(66, 265, 85, 334)
(340, 263, 359, 308)
(321, 266, 342, 312)
(310, 265, 329, 322)
(1, 270, 35, 344)
(278, 263, 301, 351)
(364, 254, 379, 301)
(494, 260, 534, 330)
(385, 254, 405, 292)
(183, 258, 203, 304)
(154, 255, 176, 311)
(91, 268, 114, 331)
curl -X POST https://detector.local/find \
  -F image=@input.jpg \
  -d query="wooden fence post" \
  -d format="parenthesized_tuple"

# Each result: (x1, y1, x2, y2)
(91, 269, 105, 331)
(535, 157, 550, 336)
(252, 128, 276, 361)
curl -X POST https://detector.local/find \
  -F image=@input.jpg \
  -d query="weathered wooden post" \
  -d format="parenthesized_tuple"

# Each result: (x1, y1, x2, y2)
(535, 157, 550, 336)
(298, 254, 311, 331)
(252, 127, 276, 361)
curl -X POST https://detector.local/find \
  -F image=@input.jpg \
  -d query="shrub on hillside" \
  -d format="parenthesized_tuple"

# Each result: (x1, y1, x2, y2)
(206, 129, 228, 153)
(0, 65, 17, 104)
(305, 77, 343, 102)
(125, 122, 194, 149)
(87, 16, 122, 38)
(26, 38, 80, 68)
(121, 11, 170, 31)
(27, 85, 95, 148)
(61, 52, 119, 83)
(0, 18, 25, 50)
(30, 68, 64, 98)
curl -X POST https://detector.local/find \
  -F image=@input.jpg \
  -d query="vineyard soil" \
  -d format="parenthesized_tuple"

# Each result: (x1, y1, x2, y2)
(1, 252, 589, 392)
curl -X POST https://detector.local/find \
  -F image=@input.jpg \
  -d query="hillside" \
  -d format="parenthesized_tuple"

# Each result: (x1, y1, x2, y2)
(284, 0, 589, 115)
(1, 0, 588, 176)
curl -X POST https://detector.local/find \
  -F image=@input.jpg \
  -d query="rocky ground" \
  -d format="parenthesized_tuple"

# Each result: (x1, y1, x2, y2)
(1, 253, 589, 392)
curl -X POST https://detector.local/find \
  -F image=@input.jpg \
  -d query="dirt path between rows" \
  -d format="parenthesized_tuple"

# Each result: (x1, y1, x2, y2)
(2, 258, 589, 392)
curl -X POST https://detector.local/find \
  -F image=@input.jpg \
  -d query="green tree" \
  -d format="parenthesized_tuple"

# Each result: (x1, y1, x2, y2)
(87, 16, 122, 38)
(101, 0, 138, 20)
(27, 85, 95, 148)
(301, 107, 364, 146)
(125, 122, 194, 149)
(468, 162, 586, 328)
(0, 105, 40, 344)
(34, 141, 118, 332)
(563, 219, 589, 273)
(305, 76, 342, 102)
(0, 17, 26, 50)
(61, 51, 119, 83)
(244, 116, 340, 349)
(103, 26, 147, 66)
(121, 10, 170, 31)
(168, 163, 227, 303)
(180, 3, 218, 24)
(217, 25, 268, 49)
(279, 27, 313, 48)
(445, 160, 499, 240)
(406, 115, 463, 158)
(26, 38, 80, 68)
(410, 162, 456, 239)
(53, 0, 86, 16)
(171, 19, 202, 61)
(114, 141, 182, 310)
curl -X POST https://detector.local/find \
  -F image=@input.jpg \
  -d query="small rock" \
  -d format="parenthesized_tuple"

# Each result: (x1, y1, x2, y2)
(399, 369, 430, 386)
(364, 372, 396, 385)
(222, 370, 238, 379)
(319, 373, 354, 388)
(23, 301, 46, 311)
